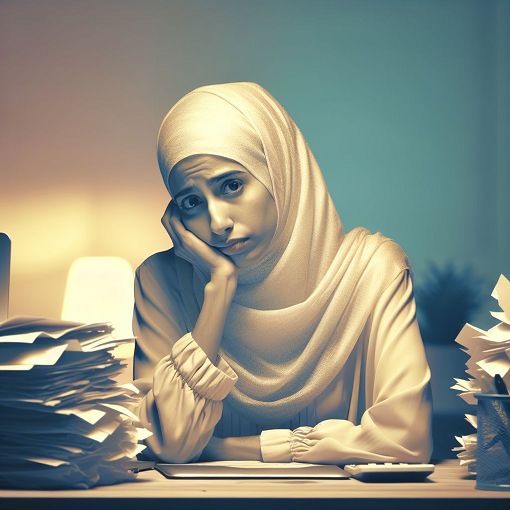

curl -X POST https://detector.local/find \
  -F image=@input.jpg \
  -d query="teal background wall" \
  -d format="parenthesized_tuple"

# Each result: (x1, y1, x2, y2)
(1, 0, 507, 321)
(1, 0, 508, 455)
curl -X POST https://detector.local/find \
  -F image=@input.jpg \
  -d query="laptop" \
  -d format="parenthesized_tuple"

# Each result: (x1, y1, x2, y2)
(156, 460, 349, 479)
(0, 233, 10, 322)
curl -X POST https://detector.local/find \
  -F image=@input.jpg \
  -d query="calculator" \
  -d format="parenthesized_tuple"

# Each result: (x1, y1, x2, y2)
(343, 463, 435, 482)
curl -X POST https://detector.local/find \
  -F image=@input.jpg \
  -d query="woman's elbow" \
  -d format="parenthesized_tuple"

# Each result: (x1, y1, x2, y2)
(145, 439, 204, 464)
(397, 428, 433, 463)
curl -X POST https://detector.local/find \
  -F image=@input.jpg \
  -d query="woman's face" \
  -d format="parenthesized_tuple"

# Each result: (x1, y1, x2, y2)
(168, 154, 278, 268)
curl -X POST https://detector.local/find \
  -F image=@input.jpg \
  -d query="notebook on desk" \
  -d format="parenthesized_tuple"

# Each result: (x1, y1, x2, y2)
(156, 460, 349, 479)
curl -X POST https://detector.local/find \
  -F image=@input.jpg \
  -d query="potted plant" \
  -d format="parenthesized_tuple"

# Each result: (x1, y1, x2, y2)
(414, 262, 486, 458)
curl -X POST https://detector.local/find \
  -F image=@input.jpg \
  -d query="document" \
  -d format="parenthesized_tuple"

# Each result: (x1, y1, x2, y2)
(0, 316, 151, 489)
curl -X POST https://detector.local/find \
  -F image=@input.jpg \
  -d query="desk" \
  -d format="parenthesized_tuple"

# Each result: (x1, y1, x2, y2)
(0, 460, 509, 509)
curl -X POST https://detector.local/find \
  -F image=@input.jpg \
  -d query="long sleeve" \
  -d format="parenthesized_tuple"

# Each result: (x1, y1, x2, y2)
(137, 332, 238, 463)
(260, 269, 433, 464)
(132, 253, 238, 463)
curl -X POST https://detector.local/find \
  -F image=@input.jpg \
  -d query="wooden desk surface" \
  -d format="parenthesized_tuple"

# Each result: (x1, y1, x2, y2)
(1, 460, 509, 510)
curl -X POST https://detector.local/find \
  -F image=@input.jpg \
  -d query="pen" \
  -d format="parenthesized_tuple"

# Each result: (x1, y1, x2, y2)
(483, 374, 510, 459)
(494, 374, 510, 429)
(494, 374, 509, 396)
(493, 374, 510, 426)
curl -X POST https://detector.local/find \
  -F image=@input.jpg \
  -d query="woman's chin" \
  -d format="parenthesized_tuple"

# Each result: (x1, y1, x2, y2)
(232, 249, 262, 269)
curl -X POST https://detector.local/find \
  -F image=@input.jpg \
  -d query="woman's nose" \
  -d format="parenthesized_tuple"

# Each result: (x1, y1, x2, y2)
(208, 201, 234, 236)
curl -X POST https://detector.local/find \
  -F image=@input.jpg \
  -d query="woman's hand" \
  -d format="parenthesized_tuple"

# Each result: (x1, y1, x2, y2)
(162, 201, 238, 283)
(163, 201, 237, 363)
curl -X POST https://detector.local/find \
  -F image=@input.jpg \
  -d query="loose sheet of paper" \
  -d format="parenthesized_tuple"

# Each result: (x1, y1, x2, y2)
(451, 274, 510, 473)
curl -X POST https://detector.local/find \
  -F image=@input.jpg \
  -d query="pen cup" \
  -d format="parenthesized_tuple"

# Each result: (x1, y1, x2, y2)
(475, 393, 510, 491)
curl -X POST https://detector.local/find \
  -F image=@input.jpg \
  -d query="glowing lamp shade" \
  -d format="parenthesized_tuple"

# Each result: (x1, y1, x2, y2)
(61, 256, 135, 382)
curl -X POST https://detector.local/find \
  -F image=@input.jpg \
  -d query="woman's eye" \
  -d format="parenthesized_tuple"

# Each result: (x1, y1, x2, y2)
(223, 179, 243, 195)
(181, 195, 202, 210)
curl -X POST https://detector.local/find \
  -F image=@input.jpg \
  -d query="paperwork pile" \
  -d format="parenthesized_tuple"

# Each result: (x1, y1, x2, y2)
(0, 317, 150, 489)
(451, 275, 510, 473)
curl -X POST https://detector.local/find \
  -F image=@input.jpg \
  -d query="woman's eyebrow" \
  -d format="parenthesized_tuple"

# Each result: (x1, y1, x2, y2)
(174, 170, 247, 201)
(208, 169, 246, 185)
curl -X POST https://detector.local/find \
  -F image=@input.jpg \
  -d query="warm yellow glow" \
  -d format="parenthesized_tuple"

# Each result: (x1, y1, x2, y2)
(61, 256, 135, 382)
(0, 189, 170, 320)
(1, 192, 94, 274)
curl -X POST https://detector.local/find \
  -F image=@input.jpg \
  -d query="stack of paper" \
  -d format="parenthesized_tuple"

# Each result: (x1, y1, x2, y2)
(0, 316, 150, 489)
(451, 274, 510, 473)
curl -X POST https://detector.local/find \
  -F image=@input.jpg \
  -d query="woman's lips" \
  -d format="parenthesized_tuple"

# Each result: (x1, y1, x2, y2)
(219, 238, 251, 255)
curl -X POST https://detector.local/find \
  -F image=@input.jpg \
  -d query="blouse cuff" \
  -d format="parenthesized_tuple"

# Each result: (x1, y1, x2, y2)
(170, 332, 238, 401)
(289, 426, 314, 459)
(260, 426, 315, 462)
(260, 429, 292, 462)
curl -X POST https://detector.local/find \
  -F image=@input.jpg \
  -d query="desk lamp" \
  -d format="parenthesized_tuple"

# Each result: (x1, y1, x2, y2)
(61, 256, 135, 382)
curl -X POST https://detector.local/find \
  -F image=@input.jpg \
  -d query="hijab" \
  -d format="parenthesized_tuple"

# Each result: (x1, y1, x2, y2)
(155, 82, 408, 424)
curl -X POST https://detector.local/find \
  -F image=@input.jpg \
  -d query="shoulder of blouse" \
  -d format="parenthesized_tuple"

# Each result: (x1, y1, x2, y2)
(135, 248, 178, 280)
(368, 235, 410, 277)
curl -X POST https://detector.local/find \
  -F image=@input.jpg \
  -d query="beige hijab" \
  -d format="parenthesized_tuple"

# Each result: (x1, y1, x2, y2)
(156, 82, 408, 424)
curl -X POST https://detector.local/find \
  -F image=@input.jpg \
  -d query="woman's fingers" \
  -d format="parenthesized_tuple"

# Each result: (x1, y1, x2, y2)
(163, 203, 205, 265)
(161, 202, 174, 234)
(167, 206, 187, 237)
(162, 202, 182, 246)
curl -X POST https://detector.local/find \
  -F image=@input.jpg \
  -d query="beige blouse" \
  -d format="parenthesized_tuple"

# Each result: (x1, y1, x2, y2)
(133, 253, 433, 464)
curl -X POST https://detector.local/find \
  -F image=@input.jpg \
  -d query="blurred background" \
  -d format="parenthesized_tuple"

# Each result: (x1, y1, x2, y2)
(1, 0, 509, 458)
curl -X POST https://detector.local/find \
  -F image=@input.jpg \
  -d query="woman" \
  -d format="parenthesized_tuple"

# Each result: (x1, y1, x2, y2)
(133, 82, 432, 464)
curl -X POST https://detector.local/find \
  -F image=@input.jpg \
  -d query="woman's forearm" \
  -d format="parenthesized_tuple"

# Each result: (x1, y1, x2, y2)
(201, 435, 262, 461)
(192, 273, 237, 364)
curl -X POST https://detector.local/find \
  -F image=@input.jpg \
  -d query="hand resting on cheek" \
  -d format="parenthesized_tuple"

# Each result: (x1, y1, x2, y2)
(161, 201, 238, 284)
